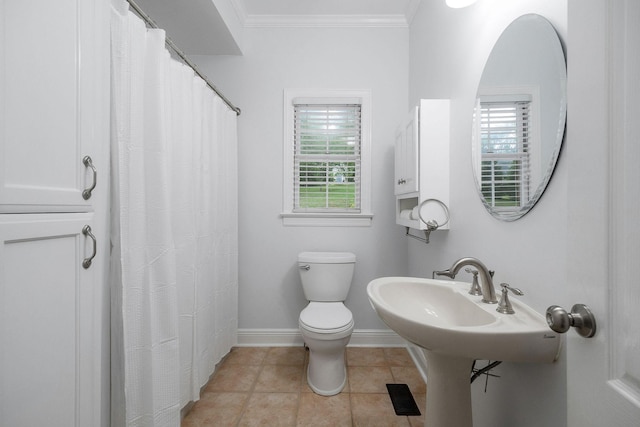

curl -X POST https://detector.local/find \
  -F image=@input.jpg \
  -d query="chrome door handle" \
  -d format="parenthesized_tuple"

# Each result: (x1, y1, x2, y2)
(546, 304, 596, 338)
(82, 225, 97, 269)
(82, 156, 97, 200)
(299, 265, 310, 270)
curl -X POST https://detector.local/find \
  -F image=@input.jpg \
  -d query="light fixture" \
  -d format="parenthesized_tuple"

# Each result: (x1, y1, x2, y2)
(446, 0, 477, 8)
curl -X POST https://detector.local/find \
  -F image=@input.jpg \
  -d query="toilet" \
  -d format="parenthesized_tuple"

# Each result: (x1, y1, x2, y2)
(298, 251, 356, 396)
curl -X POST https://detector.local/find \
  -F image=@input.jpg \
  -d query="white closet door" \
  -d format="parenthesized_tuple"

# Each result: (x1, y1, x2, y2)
(0, 0, 107, 425)
(0, 0, 102, 212)
(0, 213, 97, 427)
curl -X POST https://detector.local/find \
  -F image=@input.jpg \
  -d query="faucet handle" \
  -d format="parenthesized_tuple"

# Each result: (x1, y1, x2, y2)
(464, 268, 482, 296)
(500, 282, 523, 296)
(496, 283, 523, 314)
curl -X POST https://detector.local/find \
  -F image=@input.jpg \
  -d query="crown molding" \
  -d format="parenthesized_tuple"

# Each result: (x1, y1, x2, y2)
(229, 0, 420, 29)
(228, 0, 249, 26)
(404, 0, 422, 25)
(243, 14, 410, 28)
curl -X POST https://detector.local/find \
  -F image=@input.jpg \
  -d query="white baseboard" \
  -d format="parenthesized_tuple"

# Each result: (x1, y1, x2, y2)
(236, 328, 407, 348)
(235, 328, 428, 384)
(236, 328, 303, 347)
(406, 343, 428, 383)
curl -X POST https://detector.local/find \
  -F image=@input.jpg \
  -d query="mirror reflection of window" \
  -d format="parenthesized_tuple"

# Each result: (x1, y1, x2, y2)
(480, 98, 531, 210)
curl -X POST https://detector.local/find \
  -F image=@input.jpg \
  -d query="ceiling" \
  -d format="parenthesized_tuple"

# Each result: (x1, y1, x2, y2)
(132, 0, 422, 55)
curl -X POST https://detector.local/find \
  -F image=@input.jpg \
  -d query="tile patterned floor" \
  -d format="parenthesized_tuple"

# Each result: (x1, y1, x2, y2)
(181, 346, 427, 426)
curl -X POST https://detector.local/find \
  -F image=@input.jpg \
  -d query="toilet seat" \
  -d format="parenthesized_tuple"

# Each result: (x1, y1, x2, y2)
(299, 302, 354, 334)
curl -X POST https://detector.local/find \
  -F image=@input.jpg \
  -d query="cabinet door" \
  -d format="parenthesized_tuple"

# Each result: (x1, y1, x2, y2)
(0, 0, 105, 212)
(0, 213, 98, 427)
(394, 106, 419, 195)
(394, 127, 405, 195)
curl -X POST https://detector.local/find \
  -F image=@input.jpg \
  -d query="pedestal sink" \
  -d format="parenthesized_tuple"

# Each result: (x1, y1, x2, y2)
(366, 277, 561, 427)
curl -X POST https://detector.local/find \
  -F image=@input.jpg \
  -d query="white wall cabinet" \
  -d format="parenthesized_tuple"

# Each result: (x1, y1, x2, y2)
(394, 106, 419, 196)
(0, 0, 109, 426)
(0, 0, 106, 213)
(395, 99, 450, 231)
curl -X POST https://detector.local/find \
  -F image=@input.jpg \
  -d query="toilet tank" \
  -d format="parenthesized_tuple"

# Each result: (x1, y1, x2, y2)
(298, 252, 356, 302)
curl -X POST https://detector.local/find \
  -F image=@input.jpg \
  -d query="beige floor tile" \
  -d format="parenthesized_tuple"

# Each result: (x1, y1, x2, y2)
(238, 392, 299, 427)
(408, 393, 426, 427)
(205, 364, 261, 392)
(184, 347, 424, 426)
(223, 347, 269, 365)
(350, 393, 410, 427)
(182, 392, 248, 427)
(301, 366, 314, 393)
(254, 364, 304, 392)
(346, 347, 387, 366)
(383, 347, 414, 366)
(390, 366, 426, 394)
(180, 415, 199, 427)
(264, 346, 307, 366)
(348, 366, 394, 394)
(296, 393, 352, 426)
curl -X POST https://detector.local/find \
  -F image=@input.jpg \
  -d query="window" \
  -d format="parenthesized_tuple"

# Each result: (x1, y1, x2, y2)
(479, 98, 531, 210)
(282, 90, 372, 226)
(294, 104, 360, 212)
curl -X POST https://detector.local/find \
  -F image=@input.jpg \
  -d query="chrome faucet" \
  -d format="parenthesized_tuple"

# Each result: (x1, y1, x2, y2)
(433, 257, 498, 304)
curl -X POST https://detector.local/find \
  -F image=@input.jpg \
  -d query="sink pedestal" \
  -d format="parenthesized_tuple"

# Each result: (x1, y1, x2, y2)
(425, 352, 474, 427)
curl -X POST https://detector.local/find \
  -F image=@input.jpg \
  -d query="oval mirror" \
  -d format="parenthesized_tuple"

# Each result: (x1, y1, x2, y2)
(472, 14, 566, 221)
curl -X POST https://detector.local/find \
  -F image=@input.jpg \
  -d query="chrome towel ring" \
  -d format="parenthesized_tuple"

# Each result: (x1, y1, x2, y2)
(417, 198, 450, 232)
(405, 198, 450, 244)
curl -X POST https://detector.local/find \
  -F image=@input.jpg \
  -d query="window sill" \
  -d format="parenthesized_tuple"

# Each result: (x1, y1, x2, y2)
(280, 212, 373, 227)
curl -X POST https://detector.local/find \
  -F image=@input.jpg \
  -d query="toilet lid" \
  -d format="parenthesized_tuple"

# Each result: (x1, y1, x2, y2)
(300, 302, 353, 332)
(298, 252, 356, 264)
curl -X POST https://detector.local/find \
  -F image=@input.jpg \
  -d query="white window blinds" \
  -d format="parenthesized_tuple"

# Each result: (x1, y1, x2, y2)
(480, 100, 531, 209)
(293, 104, 362, 212)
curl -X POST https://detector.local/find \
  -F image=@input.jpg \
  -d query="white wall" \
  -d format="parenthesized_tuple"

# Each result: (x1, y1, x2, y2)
(194, 25, 410, 334)
(193, 1, 615, 425)
(409, 1, 568, 426)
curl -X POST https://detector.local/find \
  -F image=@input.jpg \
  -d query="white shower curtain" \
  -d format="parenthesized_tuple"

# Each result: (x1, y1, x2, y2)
(110, 1, 238, 425)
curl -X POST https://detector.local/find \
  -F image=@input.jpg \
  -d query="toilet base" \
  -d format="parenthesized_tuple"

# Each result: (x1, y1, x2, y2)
(303, 334, 351, 396)
(307, 364, 347, 396)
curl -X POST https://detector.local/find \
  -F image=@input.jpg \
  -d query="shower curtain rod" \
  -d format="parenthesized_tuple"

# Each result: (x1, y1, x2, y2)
(126, 0, 241, 116)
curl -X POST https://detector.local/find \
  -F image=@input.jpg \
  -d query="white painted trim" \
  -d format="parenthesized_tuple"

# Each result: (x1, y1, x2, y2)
(347, 329, 407, 347)
(237, 328, 303, 347)
(228, 0, 419, 29)
(280, 213, 373, 227)
(227, 0, 249, 26)
(404, 0, 422, 25)
(243, 14, 409, 28)
(406, 343, 428, 383)
(236, 328, 407, 348)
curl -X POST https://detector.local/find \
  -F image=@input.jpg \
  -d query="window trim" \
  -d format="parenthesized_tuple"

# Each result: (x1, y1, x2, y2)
(282, 89, 372, 226)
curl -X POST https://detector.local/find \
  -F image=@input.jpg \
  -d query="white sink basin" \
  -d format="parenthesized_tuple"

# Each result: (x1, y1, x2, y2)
(367, 276, 561, 363)
(367, 276, 561, 427)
